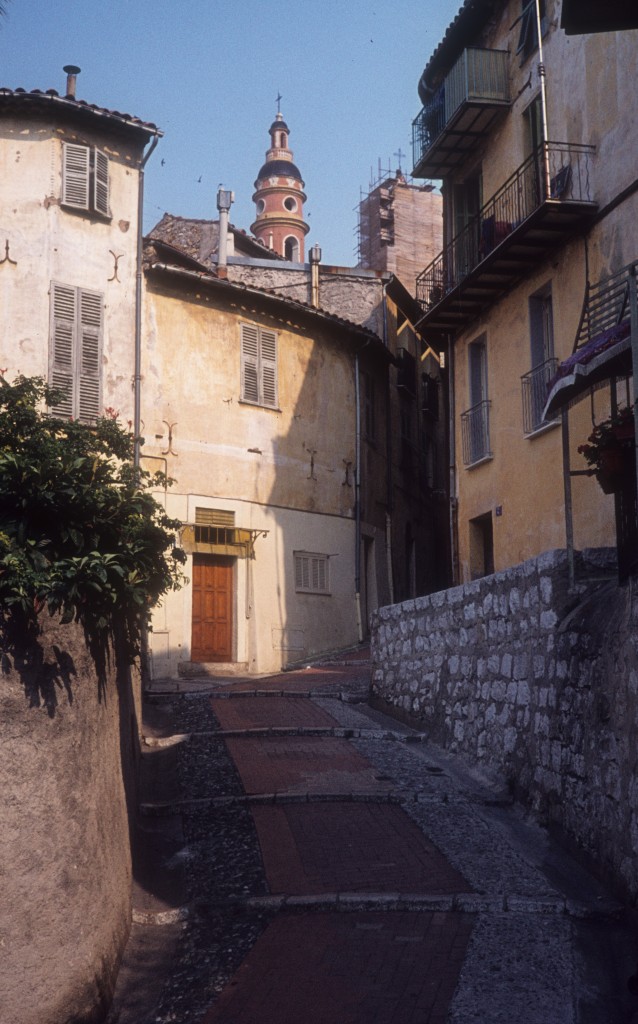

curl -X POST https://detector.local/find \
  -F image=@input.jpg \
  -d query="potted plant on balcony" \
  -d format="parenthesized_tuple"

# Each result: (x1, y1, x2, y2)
(577, 406, 635, 493)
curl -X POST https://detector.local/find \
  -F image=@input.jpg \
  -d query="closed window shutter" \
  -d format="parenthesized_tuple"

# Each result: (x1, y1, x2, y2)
(93, 149, 110, 216)
(78, 290, 103, 421)
(260, 329, 278, 407)
(49, 284, 76, 417)
(62, 143, 90, 210)
(241, 324, 260, 403)
(295, 554, 309, 590)
(294, 552, 330, 594)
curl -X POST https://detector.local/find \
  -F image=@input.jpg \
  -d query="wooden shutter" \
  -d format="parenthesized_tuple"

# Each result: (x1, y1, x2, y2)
(241, 324, 260, 403)
(295, 554, 310, 590)
(78, 290, 102, 420)
(93, 149, 110, 216)
(62, 143, 90, 210)
(294, 552, 329, 593)
(260, 329, 278, 407)
(49, 284, 102, 420)
(49, 284, 76, 417)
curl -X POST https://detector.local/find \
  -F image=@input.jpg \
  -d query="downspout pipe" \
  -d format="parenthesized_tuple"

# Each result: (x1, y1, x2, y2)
(382, 282, 395, 605)
(134, 133, 159, 479)
(354, 350, 363, 642)
(534, 0, 552, 198)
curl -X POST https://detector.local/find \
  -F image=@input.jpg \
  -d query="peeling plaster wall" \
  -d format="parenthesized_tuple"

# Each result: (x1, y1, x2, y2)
(371, 548, 638, 901)
(1, 616, 140, 1024)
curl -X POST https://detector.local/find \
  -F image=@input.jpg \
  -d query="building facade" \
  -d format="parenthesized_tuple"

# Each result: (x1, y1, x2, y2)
(142, 241, 396, 677)
(411, 0, 638, 581)
(0, 72, 160, 425)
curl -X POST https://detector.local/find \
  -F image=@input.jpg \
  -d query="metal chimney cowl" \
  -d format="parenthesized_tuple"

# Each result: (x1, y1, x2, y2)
(63, 65, 81, 99)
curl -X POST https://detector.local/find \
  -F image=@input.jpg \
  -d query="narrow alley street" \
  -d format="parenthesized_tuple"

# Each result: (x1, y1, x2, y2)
(108, 648, 638, 1024)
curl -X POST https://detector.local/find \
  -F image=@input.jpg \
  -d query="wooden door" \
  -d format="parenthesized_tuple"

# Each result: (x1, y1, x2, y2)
(191, 556, 233, 662)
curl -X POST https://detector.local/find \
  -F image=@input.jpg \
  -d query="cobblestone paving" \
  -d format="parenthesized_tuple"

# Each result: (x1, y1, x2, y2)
(109, 658, 638, 1024)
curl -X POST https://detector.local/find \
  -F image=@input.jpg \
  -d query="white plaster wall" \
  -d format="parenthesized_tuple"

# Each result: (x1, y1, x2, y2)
(0, 116, 144, 419)
(149, 492, 357, 677)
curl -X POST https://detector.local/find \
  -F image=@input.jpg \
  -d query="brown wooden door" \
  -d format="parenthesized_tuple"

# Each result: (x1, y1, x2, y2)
(191, 556, 233, 662)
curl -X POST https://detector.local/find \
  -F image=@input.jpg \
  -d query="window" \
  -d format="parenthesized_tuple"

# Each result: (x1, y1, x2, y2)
(62, 143, 110, 217)
(48, 282, 103, 421)
(283, 196, 297, 212)
(521, 285, 558, 433)
(461, 336, 491, 465)
(240, 323, 278, 408)
(516, 0, 547, 61)
(284, 236, 300, 261)
(294, 551, 330, 594)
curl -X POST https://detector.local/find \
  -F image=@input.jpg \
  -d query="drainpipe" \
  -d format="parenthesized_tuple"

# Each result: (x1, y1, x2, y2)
(355, 351, 363, 642)
(447, 335, 459, 585)
(309, 243, 322, 307)
(535, 0, 552, 198)
(630, 265, 638, 497)
(216, 188, 234, 277)
(382, 282, 395, 605)
(134, 133, 160, 478)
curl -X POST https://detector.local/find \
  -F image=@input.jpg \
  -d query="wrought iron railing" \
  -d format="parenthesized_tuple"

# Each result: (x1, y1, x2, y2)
(412, 47, 509, 168)
(416, 142, 595, 311)
(461, 400, 492, 465)
(521, 357, 559, 434)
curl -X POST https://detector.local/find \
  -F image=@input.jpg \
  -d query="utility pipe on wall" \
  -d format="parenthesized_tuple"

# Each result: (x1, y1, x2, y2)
(134, 133, 160, 477)
(534, 0, 552, 198)
(354, 351, 363, 642)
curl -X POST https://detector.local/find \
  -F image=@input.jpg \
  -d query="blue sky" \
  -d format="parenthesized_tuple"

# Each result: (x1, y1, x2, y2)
(0, 0, 460, 265)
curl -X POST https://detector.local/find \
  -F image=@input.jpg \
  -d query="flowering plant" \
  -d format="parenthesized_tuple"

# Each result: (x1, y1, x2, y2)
(577, 406, 635, 470)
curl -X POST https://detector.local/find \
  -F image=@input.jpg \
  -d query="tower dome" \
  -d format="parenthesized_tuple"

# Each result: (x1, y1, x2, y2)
(251, 110, 309, 262)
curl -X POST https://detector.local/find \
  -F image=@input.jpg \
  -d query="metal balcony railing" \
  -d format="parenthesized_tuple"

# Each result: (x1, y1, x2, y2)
(412, 47, 509, 172)
(461, 400, 492, 465)
(416, 142, 595, 312)
(521, 357, 559, 434)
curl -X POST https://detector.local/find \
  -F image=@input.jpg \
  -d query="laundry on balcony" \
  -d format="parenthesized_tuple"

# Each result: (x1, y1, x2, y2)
(479, 216, 513, 258)
(549, 164, 572, 200)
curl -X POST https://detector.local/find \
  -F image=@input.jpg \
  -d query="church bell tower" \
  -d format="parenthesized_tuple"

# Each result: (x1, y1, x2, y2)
(251, 106, 309, 262)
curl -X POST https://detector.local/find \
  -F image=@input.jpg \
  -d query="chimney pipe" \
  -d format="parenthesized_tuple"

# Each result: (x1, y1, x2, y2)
(63, 65, 81, 99)
(216, 187, 234, 275)
(309, 243, 322, 308)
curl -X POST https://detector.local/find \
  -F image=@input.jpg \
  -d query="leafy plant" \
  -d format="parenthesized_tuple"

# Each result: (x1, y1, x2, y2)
(577, 406, 635, 470)
(0, 374, 185, 657)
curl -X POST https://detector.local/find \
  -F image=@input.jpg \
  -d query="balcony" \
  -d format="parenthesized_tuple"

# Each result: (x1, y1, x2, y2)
(412, 48, 510, 179)
(416, 142, 597, 334)
(461, 400, 492, 466)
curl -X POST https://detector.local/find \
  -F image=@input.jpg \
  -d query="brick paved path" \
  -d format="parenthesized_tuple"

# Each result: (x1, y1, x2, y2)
(116, 646, 638, 1024)
(199, 652, 476, 1023)
(201, 911, 474, 1024)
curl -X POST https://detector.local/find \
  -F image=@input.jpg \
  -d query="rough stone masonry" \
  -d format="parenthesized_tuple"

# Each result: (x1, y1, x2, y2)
(370, 548, 638, 903)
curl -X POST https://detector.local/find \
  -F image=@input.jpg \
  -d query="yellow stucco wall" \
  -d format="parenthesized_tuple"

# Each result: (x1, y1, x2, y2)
(447, 2, 638, 579)
(142, 278, 362, 675)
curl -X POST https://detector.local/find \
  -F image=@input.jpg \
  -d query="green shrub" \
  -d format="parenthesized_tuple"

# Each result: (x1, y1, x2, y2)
(0, 374, 185, 656)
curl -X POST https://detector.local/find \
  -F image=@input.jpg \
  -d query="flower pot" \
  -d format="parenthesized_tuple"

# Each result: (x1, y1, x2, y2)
(596, 445, 631, 494)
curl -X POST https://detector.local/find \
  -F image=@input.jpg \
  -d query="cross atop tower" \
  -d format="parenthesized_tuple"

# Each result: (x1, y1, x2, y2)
(276, 91, 282, 114)
(394, 147, 406, 171)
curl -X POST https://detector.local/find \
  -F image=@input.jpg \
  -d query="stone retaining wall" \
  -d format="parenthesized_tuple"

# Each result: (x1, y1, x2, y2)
(1, 615, 141, 1024)
(370, 548, 638, 901)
